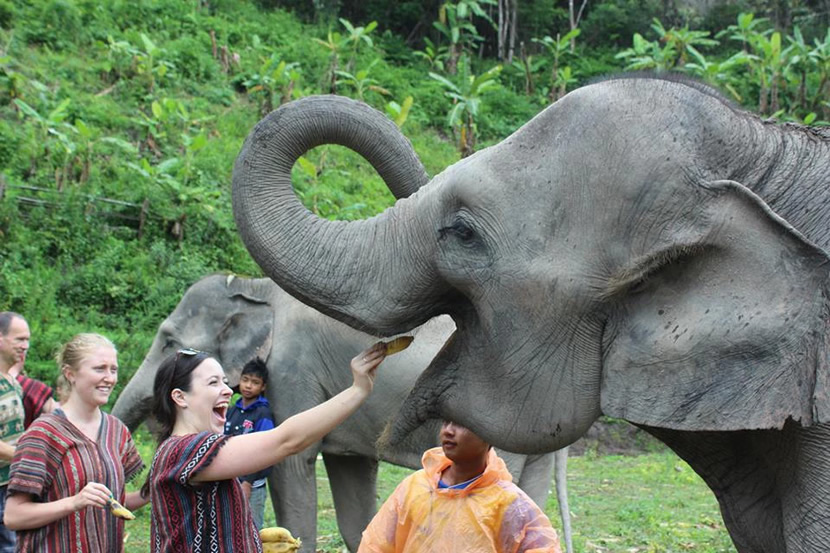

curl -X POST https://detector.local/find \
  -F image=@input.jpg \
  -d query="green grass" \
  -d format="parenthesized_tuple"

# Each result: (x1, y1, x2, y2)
(123, 430, 736, 553)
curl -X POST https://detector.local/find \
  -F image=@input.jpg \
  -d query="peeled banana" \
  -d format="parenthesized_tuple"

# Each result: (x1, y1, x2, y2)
(107, 495, 135, 520)
(382, 336, 414, 356)
(260, 526, 301, 552)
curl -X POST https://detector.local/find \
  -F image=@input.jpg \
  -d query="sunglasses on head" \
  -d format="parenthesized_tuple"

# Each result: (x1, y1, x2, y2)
(177, 348, 203, 357)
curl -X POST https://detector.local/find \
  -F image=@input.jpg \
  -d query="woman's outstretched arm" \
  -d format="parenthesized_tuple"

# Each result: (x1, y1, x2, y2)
(191, 343, 386, 483)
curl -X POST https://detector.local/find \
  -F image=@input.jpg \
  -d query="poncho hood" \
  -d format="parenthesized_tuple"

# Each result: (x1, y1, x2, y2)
(421, 447, 513, 497)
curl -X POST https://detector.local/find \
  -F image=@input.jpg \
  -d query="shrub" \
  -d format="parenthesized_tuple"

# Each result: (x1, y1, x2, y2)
(0, 0, 14, 29)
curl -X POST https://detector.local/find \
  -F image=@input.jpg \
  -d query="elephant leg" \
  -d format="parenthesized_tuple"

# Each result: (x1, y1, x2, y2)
(494, 449, 527, 486)
(322, 453, 379, 553)
(270, 449, 320, 553)
(517, 450, 573, 553)
(638, 423, 830, 553)
(778, 422, 830, 552)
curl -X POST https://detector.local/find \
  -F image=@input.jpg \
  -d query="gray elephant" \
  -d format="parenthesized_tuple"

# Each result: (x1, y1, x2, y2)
(232, 75, 830, 552)
(111, 274, 572, 553)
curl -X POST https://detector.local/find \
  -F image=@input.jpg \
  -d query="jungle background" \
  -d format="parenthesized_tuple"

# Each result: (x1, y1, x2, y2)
(2, 0, 829, 551)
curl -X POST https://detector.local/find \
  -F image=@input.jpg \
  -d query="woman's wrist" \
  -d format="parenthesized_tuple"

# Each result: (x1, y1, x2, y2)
(351, 381, 372, 398)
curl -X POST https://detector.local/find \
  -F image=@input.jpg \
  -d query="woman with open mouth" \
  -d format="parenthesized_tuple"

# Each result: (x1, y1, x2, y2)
(143, 343, 386, 552)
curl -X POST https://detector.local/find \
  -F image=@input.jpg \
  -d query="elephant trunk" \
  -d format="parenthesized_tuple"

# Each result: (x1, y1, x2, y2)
(112, 361, 154, 431)
(233, 96, 447, 334)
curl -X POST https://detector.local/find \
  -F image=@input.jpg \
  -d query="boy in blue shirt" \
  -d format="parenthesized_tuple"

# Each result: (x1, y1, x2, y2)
(224, 357, 275, 530)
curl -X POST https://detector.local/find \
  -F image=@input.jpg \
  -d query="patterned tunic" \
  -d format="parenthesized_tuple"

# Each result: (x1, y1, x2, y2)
(0, 376, 24, 486)
(149, 432, 262, 553)
(15, 375, 53, 429)
(7, 410, 143, 553)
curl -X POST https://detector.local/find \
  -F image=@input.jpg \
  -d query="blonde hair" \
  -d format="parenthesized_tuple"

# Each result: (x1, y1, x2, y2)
(56, 333, 116, 377)
(55, 373, 71, 403)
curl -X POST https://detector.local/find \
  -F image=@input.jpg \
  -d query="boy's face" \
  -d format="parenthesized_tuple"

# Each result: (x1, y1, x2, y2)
(239, 373, 266, 401)
(440, 421, 489, 464)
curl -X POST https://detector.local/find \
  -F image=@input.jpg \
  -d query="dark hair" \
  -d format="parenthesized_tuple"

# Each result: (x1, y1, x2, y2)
(0, 312, 24, 335)
(241, 357, 268, 385)
(140, 348, 213, 498)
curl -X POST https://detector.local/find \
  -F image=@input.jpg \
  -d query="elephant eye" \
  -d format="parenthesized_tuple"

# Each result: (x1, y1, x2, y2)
(438, 220, 476, 243)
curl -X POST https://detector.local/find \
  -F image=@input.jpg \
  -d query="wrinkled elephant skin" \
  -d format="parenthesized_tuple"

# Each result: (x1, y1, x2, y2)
(232, 77, 830, 551)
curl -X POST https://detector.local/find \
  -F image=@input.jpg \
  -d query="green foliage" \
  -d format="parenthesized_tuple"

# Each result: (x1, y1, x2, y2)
(430, 55, 501, 156)
(533, 28, 581, 102)
(2, 0, 829, 448)
(0, 1, 14, 29)
(335, 59, 390, 102)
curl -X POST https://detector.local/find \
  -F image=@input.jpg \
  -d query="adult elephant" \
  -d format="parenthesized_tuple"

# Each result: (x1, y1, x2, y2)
(232, 75, 830, 552)
(111, 274, 572, 553)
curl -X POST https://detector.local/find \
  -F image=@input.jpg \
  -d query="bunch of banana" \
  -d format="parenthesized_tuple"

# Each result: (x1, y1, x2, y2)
(259, 527, 301, 552)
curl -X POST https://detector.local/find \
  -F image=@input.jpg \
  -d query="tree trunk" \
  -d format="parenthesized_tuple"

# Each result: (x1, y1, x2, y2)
(569, 0, 588, 52)
(771, 0, 791, 31)
(520, 41, 533, 96)
(498, 0, 505, 61)
(508, 0, 517, 64)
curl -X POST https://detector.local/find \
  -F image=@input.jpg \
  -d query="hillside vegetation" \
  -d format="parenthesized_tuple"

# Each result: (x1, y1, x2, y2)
(1, 0, 828, 399)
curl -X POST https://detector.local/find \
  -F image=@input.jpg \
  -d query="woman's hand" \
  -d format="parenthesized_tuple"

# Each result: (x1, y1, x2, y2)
(350, 342, 387, 395)
(71, 482, 111, 512)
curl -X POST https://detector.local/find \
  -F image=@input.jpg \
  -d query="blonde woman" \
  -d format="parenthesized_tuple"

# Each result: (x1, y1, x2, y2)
(3, 333, 146, 552)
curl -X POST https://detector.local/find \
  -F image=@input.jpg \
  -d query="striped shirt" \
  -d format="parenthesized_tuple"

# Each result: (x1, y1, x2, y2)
(0, 375, 25, 486)
(7, 410, 144, 552)
(15, 375, 53, 429)
(149, 432, 262, 553)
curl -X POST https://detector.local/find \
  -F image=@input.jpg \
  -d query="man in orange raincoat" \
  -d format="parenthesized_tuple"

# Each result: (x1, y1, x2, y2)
(358, 421, 561, 553)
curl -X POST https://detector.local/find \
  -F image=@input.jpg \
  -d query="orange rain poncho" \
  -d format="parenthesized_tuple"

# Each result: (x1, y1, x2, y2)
(358, 447, 561, 553)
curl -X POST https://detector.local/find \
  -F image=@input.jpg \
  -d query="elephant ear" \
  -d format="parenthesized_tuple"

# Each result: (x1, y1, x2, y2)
(602, 179, 830, 431)
(215, 280, 274, 386)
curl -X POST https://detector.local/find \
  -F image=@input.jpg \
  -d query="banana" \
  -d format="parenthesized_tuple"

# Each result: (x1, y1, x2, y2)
(259, 526, 296, 543)
(107, 495, 135, 520)
(382, 336, 414, 356)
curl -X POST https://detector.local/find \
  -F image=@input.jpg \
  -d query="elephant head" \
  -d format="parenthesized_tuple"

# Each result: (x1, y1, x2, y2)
(112, 274, 276, 430)
(232, 80, 830, 457)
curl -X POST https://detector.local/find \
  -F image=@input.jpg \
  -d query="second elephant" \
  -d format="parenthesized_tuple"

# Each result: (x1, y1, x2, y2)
(111, 274, 572, 553)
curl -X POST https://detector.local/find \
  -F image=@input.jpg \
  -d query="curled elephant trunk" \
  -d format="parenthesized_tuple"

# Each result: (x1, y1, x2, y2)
(233, 96, 448, 334)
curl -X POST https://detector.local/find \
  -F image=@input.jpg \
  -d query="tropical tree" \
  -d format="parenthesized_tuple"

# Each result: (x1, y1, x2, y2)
(339, 18, 378, 72)
(414, 37, 449, 72)
(749, 30, 786, 114)
(784, 26, 812, 112)
(335, 60, 391, 102)
(430, 55, 502, 157)
(682, 48, 750, 101)
(649, 19, 719, 68)
(716, 12, 770, 53)
(434, 0, 497, 74)
(809, 29, 830, 119)
(533, 28, 580, 102)
(615, 32, 676, 71)
(243, 54, 302, 116)
(313, 29, 345, 93)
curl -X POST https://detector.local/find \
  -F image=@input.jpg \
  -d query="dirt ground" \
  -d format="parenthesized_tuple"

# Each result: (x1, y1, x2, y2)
(567, 417, 666, 456)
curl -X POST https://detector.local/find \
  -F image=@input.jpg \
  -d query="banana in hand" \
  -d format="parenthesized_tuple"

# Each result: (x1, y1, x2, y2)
(107, 494, 135, 520)
(380, 336, 414, 356)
